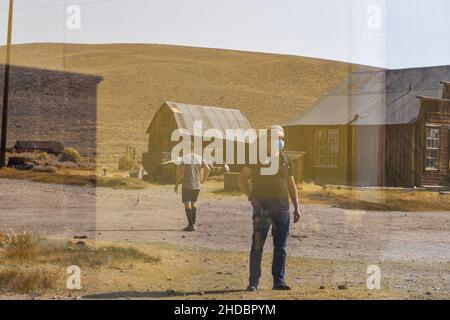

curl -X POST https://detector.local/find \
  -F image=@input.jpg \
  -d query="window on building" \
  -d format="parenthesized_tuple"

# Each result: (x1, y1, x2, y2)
(315, 128, 339, 167)
(425, 127, 440, 170)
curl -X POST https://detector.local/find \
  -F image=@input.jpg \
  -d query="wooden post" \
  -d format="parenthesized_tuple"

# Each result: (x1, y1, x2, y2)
(0, 0, 14, 168)
(346, 65, 354, 185)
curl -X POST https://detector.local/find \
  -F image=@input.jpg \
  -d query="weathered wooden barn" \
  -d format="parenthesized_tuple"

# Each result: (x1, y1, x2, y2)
(142, 101, 252, 179)
(284, 65, 450, 188)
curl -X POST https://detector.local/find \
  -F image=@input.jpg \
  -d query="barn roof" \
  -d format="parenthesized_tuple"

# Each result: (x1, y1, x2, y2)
(148, 101, 252, 141)
(285, 65, 450, 126)
(14, 140, 64, 152)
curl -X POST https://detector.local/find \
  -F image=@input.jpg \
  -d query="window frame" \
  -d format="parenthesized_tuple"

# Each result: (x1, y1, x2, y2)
(424, 126, 440, 171)
(314, 128, 340, 168)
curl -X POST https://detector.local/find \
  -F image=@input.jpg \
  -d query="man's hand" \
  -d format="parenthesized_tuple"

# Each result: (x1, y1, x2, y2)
(174, 184, 179, 194)
(249, 197, 263, 212)
(201, 164, 211, 184)
(293, 208, 302, 223)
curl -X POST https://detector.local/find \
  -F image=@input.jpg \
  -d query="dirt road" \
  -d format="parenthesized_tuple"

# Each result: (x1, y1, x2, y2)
(1, 178, 450, 298)
(1, 178, 450, 263)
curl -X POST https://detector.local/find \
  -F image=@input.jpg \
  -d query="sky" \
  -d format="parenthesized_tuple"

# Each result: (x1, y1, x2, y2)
(0, 0, 449, 69)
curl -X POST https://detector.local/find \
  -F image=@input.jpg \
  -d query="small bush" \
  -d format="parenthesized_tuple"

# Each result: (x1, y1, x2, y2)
(37, 152, 49, 160)
(59, 148, 81, 163)
(0, 230, 37, 260)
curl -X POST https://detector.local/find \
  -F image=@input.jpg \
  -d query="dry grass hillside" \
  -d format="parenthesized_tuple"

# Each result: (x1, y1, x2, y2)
(0, 43, 348, 168)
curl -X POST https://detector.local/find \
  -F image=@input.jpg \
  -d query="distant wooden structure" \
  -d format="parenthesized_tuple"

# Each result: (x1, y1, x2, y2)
(12, 140, 64, 155)
(7, 156, 37, 170)
(142, 101, 252, 181)
(284, 66, 450, 188)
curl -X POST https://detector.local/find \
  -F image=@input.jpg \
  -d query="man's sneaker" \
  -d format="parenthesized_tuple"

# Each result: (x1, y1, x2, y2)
(273, 284, 291, 291)
(183, 225, 196, 232)
(246, 285, 258, 292)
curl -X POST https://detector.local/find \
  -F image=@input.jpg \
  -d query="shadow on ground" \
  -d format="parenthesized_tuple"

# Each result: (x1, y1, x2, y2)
(83, 289, 246, 300)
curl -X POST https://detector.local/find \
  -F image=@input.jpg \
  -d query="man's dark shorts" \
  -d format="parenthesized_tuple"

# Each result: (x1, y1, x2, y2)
(182, 188, 200, 203)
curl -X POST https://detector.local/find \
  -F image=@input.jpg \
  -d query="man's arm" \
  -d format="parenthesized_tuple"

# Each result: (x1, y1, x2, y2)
(238, 167, 262, 211)
(201, 164, 211, 183)
(174, 165, 185, 193)
(238, 167, 252, 198)
(288, 176, 302, 223)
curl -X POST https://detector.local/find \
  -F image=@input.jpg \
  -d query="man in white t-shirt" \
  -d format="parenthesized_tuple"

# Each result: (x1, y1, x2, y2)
(175, 144, 211, 231)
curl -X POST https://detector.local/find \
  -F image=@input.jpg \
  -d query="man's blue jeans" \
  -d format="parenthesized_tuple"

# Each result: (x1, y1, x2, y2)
(249, 198, 290, 288)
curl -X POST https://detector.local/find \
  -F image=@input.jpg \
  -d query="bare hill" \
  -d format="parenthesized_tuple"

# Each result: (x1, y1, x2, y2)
(0, 43, 348, 167)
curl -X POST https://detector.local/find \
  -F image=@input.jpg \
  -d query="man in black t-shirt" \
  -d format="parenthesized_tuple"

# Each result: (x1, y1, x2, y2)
(238, 125, 302, 292)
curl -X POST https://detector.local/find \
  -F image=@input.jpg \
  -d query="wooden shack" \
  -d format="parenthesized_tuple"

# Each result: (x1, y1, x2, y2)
(284, 65, 450, 188)
(12, 140, 64, 155)
(142, 101, 252, 180)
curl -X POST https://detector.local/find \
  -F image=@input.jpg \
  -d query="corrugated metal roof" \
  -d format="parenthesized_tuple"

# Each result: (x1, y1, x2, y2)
(285, 65, 450, 126)
(162, 101, 252, 142)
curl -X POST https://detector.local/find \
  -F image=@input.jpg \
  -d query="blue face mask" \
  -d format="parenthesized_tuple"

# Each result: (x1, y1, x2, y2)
(273, 139, 285, 151)
(279, 139, 285, 150)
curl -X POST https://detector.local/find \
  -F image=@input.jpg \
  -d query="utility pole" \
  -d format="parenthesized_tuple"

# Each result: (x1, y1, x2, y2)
(0, 0, 14, 168)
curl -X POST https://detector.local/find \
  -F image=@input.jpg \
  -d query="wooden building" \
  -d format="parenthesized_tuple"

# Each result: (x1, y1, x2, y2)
(12, 140, 64, 155)
(142, 101, 252, 180)
(284, 66, 450, 188)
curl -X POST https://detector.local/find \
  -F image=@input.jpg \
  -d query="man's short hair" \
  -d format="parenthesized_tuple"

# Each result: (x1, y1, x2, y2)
(269, 125, 284, 135)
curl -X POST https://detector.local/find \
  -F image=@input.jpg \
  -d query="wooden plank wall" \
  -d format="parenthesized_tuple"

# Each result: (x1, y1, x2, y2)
(284, 125, 350, 185)
(352, 125, 385, 186)
(384, 124, 415, 187)
(285, 124, 419, 187)
(417, 98, 450, 186)
(443, 83, 450, 100)
(143, 105, 178, 176)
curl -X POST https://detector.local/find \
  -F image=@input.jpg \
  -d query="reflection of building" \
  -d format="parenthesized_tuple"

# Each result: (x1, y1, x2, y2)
(143, 101, 251, 180)
(284, 66, 450, 188)
(0, 65, 102, 156)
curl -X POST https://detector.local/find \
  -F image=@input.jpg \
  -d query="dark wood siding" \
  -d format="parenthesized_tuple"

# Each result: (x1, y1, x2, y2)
(285, 124, 418, 187)
(143, 105, 178, 175)
(416, 98, 450, 186)
(443, 83, 450, 100)
(384, 124, 416, 187)
(284, 125, 350, 185)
